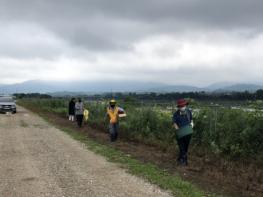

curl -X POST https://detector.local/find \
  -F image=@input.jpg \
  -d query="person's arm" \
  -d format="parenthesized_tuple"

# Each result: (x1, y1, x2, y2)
(173, 113, 179, 130)
(189, 110, 194, 128)
(174, 123, 179, 130)
(104, 108, 109, 121)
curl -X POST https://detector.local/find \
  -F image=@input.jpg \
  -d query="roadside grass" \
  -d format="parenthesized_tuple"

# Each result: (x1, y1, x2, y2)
(36, 112, 215, 197)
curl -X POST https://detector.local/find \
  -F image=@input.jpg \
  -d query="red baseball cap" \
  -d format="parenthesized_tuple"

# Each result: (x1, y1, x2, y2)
(177, 99, 188, 107)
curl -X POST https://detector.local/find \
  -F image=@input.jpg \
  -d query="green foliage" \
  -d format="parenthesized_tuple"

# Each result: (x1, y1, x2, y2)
(85, 102, 108, 129)
(193, 107, 263, 158)
(19, 98, 67, 116)
(19, 98, 263, 160)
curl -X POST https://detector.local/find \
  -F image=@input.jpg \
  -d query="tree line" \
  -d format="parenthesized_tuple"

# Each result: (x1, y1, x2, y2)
(14, 93, 52, 99)
(14, 89, 263, 102)
(87, 90, 263, 102)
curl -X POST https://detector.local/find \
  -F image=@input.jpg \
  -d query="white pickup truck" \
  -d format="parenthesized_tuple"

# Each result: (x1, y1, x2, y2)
(0, 96, 16, 114)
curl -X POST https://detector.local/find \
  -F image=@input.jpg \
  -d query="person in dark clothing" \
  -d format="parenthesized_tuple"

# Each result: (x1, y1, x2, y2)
(173, 99, 194, 166)
(75, 98, 84, 128)
(68, 98, 76, 121)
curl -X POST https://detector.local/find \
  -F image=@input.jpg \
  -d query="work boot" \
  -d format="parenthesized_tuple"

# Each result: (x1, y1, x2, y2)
(110, 134, 115, 142)
(182, 155, 188, 166)
(177, 158, 184, 166)
(177, 156, 187, 166)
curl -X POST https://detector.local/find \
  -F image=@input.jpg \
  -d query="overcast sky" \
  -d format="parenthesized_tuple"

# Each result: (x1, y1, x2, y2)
(0, 0, 263, 86)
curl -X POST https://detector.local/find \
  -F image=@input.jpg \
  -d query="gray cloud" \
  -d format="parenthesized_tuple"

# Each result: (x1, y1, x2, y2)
(0, 0, 263, 85)
(1, 0, 263, 52)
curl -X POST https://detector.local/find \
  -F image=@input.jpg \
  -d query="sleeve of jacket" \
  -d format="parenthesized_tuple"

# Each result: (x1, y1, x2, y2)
(172, 112, 178, 124)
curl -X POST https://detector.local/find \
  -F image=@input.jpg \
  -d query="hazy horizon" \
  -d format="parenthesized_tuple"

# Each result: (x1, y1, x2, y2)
(1, 79, 263, 88)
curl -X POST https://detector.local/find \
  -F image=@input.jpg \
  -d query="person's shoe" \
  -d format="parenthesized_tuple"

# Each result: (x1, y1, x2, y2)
(185, 157, 188, 166)
(178, 157, 187, 166)
(177, 158, 184, 165)
(177, 158, 181, 163)
(110, 135, 115, 142)
(182, 156, 188, 166)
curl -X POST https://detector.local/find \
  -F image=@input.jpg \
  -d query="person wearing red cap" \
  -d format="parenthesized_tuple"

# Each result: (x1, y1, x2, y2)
(173, 99, 194, 166)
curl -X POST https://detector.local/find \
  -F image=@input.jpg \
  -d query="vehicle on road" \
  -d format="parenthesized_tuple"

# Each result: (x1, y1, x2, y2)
(0, 96, 16, 113)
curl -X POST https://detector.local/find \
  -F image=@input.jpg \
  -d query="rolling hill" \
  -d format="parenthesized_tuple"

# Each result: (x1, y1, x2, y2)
(0, 80, 262, 94)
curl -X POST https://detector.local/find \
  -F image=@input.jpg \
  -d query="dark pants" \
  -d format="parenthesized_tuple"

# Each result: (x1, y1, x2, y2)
(109, 123, 119, 142)
(76, 115, 83, 127)
(177, 134, 192, 165)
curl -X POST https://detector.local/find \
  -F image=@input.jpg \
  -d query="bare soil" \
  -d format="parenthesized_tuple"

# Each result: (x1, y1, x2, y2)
(0, 106, 172, 197)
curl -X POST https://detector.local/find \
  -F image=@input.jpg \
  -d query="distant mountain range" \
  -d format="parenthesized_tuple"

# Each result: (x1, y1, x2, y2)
(0, 80, 263, 95)
(144, 82, 263, 93)
(0, 80, 164, 94)
(148, 85, 206, 93)
(212, 84, 263, 93)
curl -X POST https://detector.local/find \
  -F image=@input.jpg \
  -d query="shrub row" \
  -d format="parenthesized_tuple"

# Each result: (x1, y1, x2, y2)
(19, 99, 263, 159)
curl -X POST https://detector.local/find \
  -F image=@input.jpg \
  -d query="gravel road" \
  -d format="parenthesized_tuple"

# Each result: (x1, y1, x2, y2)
(0, 106, 172, 197)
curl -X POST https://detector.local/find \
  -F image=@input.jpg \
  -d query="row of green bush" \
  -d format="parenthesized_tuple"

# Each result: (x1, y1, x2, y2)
(20, 98, 263, 160)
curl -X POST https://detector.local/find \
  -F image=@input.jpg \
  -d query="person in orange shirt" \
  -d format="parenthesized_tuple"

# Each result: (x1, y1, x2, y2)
(106, 99, 126, 142)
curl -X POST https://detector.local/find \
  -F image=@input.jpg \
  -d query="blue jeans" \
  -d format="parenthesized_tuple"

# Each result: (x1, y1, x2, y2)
(109, 123, 119, 142)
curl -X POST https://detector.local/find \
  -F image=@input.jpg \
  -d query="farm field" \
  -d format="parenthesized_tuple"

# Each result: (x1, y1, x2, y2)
(2, 0, 263, 196)
(19, 98, 263, 197)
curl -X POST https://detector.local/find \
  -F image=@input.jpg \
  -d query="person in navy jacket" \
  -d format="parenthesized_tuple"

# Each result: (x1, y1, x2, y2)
(173, 99, 194, 166)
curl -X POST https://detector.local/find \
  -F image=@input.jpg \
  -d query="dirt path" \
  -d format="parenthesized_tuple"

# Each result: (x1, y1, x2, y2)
(0, 106, 172, 197)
